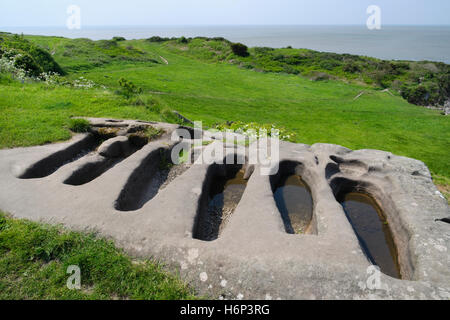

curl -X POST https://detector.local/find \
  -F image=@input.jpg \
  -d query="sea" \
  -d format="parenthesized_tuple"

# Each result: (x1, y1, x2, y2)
(1, 25, 450, 63)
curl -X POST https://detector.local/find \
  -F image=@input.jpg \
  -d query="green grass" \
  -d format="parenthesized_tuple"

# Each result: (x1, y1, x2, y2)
(434, 174, 450, 205)
(0, 81, 165, 148)
(162, 37, 450, 106)
(0, 212, 196, 300)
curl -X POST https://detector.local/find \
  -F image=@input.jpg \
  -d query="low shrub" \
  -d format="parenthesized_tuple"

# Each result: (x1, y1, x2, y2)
(97, 40, 118, 50)
(343, 62, 361, 73)
(401, 85, 430, 105)
(14, 52, 43, 77)
(253, 47, 275, 55)
(178, 37, 188, 44)
(283, 65, 300, 75)
(371, 70, 389, 88)
(147, 36, 170, 43)
(210, 37, 230, 43)
(319, 59, 341, 71)
(231, 43, 249, 57)
(117, 77, 143, 99)
(309, 71, 331, 81)
(112, 36, 126, 42)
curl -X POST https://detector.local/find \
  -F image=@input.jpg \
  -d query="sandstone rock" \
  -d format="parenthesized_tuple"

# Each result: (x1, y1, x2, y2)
(1, 117, 449, 300)
(97, 136, 131, 158)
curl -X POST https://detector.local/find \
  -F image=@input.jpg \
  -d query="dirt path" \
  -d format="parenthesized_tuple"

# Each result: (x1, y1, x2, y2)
(159, 56, 169, 65)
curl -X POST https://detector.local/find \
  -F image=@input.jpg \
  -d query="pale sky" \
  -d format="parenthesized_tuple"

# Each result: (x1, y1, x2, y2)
(0, 0, 449, 27)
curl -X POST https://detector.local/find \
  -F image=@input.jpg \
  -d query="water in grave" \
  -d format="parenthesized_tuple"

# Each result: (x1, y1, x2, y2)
(338, 192, 401, 279)
(273, 175, 313, 234)
(201, 168, 247, 240)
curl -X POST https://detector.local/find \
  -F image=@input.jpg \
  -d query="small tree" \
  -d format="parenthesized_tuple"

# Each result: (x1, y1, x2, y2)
(231, 43, 249, 57)
(14, 53, 43, 77)
(178, 36, 188, 44)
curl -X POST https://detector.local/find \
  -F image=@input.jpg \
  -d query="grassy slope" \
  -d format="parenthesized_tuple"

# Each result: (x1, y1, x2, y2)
(161, 37, 450, 106)
(0, 212, 195, 300)
(0, 79, 163, 148)
(3, 35, 448, 179)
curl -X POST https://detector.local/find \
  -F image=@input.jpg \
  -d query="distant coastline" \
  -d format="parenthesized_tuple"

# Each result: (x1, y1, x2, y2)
(1, 25, 450, 63)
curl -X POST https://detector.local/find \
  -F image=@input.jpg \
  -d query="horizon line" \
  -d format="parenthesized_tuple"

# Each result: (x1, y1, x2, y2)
(2, 24, 450, 28)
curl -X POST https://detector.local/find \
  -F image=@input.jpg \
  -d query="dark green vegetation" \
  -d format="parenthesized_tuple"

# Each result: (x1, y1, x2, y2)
(0, 32, 449, 187)
(0, 212, 195, 299)
(231, 42, 250, 57)
(0, 33, 64, 75)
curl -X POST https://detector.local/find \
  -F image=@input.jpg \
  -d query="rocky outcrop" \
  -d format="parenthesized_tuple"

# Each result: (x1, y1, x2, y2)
(0, 117, 449, 300)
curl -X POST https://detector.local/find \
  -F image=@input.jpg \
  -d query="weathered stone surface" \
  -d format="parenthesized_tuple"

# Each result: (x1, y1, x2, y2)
(98, 136, 132, 158)
(0, 117, 449, 300)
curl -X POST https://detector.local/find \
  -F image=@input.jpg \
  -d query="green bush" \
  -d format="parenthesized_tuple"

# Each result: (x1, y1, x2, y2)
(68, 118, 91, 133)
(253, 47, 275, 55)
(343, 62, 361, 73)
(438, 72, 450, 100)
(401, 85, 429, 105)
(0, 34, 65, 75)
(371, 70, 389, 88)
(283, 65, 300, 75)
(14, 52, 43, 77)
(210, 37, 230, 43)
(33, 47, 65, 75)
(117, 78, 143, 99)
(112, 36, 126, 42)
(231, 43, 249, 57)
(178, 37, 188, 44)
(147, 36, 170, 43)
(319, 59, 341, 71)
(97, 40, 118, 50)
(392, 62, 410, 72)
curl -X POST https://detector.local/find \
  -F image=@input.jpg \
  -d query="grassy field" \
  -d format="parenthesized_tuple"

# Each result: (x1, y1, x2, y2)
(0, 33, 448, 299)
(1, 34, 449, 178)
(0, 212, 195, 300)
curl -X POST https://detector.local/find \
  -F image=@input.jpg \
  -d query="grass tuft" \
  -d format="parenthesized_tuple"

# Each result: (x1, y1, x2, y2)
(68, 118, 91, 133)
